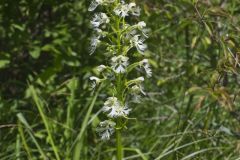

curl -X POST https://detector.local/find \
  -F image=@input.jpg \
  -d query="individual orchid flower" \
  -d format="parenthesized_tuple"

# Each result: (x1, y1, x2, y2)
(89, 76, 103, 88)
(88, 0, 103, 11)
(130, 85, 146, 103)
(89, 35, 101, 55)
(88, 0, 115, 12)
(125, 29, 137, 40)
(130, 84, 146, 95)
(96, 120, 116, 140)
(128, 2, 141, 16)
(136, 21, 149, 38)
(130, 35, 147, 54)
(91, 13, 110, 28)
(137, 21, 146, 29)
(114, 2, 130, 18)
(111, 55, 129, 73)
(97, 65, 107, 72)
(140, 59, 152, 77)
(103, 97, 131, 118)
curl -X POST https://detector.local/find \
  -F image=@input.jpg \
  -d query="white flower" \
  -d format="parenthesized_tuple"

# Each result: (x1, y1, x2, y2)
(89, 36, 100, 55)
(125, 22, 149, 39)
(135, 76, 145, 82)
(128, 2, 141, 16)
(88, 0, 103, 11)
(96, 120, 116, 140)
(130, 35, 147, 54)
(137, 21, 146, 29)
(136, 21, 149, 38)
(111, 55, 129, 73)
(94, 28, 103, 35)
(103, 97, 119, 107)
(94, 28, 108, 38)
(125, 29, 137, 40)
(91, 13, 110, 28)
(103, 97, 131, 118)
(97, 65, 107, 72)
(89, 28, 108, 55)
(140, 59, 152, 77)
(130, 85, 145, 103)
(131, 85, 146, 95)
(89, 76, 102, 88)
(142, 28, 149, 38)
(114, 3, 130, 17)
(126, 76, 144, 87)
(132, 95, 141, 103)
(88, 0, 115, 12)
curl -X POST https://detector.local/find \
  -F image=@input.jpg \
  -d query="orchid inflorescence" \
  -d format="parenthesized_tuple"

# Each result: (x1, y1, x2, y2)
(88, 0, 152, 141)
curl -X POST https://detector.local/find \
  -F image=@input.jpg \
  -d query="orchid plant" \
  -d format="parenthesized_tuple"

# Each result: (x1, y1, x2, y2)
(88, 0, 151, 159)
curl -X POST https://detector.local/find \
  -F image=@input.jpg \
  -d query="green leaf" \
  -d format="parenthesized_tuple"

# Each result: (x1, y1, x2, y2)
(11, 24, 25, 31)
(0, 60, 10, 69)
(29, 47, 41, 59)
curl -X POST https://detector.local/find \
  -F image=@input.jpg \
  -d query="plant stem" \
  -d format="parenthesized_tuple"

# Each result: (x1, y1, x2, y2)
(114, 2, 124, 159)
(116, 126, 123, 160)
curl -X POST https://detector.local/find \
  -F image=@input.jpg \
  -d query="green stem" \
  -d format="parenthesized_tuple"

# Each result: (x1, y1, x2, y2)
(116, 126, 123, 160)
(116, 75, 124, 160)
(114, 2, 124, 159)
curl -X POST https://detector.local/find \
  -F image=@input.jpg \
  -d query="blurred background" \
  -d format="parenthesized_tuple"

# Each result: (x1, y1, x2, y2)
(1, 0, 240, 159)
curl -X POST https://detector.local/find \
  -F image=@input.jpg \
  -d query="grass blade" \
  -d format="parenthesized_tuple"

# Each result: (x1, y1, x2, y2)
(72, 85, 102, 160)
(180, 147, 225, 160)
(17, 113, 47, 159)
(29, 85, 60, 160)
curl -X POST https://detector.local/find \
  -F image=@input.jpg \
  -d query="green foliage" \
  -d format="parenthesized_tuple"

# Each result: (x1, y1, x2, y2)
(0, 0, 240, 159)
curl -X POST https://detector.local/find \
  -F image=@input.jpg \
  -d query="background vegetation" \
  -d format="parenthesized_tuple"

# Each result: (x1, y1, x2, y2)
(1, 0, 240, 159)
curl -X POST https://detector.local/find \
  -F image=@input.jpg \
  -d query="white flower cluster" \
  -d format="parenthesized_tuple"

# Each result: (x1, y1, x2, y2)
(88, 0, 152, 140)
